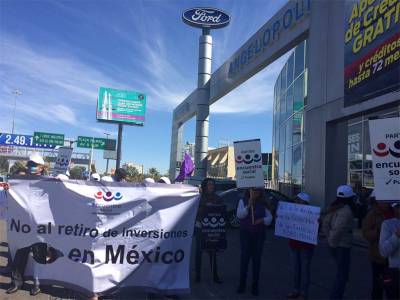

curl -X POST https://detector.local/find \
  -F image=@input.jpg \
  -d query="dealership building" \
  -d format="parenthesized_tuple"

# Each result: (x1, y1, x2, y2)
(171, 0, 400, 208)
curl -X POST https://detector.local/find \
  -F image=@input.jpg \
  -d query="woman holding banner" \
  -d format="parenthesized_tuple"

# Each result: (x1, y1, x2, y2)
(194, 178, 223, 284)
(236, 187, 273, 296)
(286, 192, 315, 300)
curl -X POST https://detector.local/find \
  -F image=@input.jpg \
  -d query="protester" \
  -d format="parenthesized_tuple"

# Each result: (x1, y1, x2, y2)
(158, 176, 171, 184)
(195, 178, 223, 284)
(7, 154, 47, 296)
(236, 187, 273, 296)
(379, 202, 400, 300)
(144, 177, 155, 184)
(322, 185, 356, 300)
(90, 173, 100, 181)
(101, 168, 127, 182)
(362, 190, 394, 299)
(287, 192, 315, 300)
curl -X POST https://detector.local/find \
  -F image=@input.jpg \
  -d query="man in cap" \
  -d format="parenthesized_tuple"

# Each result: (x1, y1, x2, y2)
(158, 176, 171, 184)
(323, 185, 357, 300)
(7, 153, 47, 295)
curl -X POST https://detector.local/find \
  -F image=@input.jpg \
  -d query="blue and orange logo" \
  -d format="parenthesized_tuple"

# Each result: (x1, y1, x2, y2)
(94, 191, 123, 202)
(373, 140, 400, 158)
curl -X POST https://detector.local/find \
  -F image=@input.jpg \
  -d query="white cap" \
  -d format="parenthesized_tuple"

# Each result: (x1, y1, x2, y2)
(144, 178, 155, 184)
(337, 185, 355, 198)
(101, 175, 114, 182)
(56, 174, 69, 180)
(158, 176, 171, 184)
(391, 202, 400, 208)
(65, 170, 70, 177)
(28, 153, 45, 165)
(91, 173, 100, 181)
(296, 192, 311, 203)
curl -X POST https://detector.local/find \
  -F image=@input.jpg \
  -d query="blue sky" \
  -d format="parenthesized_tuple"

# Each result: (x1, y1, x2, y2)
(0, 0, 290, 174)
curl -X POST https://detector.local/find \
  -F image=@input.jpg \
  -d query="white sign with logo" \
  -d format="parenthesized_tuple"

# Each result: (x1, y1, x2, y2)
(103, 150, 117, 160)
(7, 180, 199, 294)
(369, 117, 400, 201)
(275, 201, 320, 245)
(54, 147, 73, 175)
(233, 139, 264, 188)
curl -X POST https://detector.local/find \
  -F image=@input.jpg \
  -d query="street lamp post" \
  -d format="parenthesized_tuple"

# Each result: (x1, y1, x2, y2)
(11, 89, 22, 134)
(104, 132, 111, 174)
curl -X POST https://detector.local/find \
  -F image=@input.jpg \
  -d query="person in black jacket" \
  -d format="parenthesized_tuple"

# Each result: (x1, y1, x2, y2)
(194, 178, 223, 283)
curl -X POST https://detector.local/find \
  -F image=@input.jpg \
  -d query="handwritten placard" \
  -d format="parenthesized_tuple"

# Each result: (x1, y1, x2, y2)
(275, 201, 320, 245)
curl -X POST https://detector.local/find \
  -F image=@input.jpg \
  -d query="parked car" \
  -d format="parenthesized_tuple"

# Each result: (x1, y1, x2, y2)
(219, 188, 292, 228)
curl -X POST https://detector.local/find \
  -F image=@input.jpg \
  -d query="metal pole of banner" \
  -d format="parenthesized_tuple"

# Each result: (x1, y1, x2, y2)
(116, 124, 123, 169)
(104, 132, 111, 174)
(194, 28, 212, 182)
(88, 137, 94, 180)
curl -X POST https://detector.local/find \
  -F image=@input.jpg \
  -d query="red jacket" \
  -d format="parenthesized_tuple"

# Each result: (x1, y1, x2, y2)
(289, 239, 315, 250)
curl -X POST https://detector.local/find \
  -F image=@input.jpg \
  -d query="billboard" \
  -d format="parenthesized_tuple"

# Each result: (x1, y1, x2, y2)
(0, 133, 56, 149)
(97, 87, 146, 126)
(368, 117, 400, 201)
(344, 0, 400, 107)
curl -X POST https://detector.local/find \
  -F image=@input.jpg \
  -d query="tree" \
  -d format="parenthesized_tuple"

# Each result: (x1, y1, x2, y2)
(10, 160, 26, 175)
(125, 165, 144, 183)
(0, 157, 9, 173)
(70, 166, 86, 179)
(147, 167, 161, 181)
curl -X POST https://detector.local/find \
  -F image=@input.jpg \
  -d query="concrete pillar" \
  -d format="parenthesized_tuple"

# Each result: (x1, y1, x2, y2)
(169, 122, 183, 180)
(194, 29, 212, 180)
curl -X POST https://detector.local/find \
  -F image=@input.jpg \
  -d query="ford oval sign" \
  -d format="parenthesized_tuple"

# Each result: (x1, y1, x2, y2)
(182, 8, 230, 29)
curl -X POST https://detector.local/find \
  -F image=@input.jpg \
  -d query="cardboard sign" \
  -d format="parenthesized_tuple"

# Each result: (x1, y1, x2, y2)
(234, 139, 264, 188)
(54, 147, 73, 175)
(201, 205, 227, 251)
(275, 201, 320, 245)
(369, 117, 400, 201)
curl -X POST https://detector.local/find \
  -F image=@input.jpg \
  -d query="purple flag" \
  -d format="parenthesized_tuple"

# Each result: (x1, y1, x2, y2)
(175, 153, 195, 182)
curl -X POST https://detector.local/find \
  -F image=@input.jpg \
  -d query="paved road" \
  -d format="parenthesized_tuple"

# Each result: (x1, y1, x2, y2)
(0, 220, 370, 299)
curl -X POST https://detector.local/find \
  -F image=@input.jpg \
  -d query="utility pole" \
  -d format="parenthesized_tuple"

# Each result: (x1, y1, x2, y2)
(104, 132, 111, 174)
(11, 89, 22, 134)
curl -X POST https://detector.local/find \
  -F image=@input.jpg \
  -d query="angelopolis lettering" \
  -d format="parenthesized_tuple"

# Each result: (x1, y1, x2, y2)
(182, 7, 230, 29)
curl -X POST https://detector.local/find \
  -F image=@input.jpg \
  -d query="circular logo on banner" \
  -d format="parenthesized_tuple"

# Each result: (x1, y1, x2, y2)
(182, 7, 230, 29)
(94, 191, 123, 202)
(235, 153, 261, 164)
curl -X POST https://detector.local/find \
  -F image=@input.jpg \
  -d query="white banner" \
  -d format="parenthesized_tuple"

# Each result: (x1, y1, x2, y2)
(369, 117, 400, 201)
(274, 202, 320, 245)
(54, 147, 73, 175)
(233, 139, 264, 188)
(6, 179, 199, 295)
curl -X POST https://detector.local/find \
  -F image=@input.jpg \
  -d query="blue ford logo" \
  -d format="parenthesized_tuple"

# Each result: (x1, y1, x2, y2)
(182, 7, 230, 29)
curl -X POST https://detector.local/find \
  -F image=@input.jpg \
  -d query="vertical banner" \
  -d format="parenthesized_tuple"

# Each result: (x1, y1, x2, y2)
(369, 117, 400, 201)
(200, 205, 227, 251)
(344, 0, 400, 107)
(233, 139, 264, 188)
(54, 147, 73, 175)
(274, 201, 320, 245)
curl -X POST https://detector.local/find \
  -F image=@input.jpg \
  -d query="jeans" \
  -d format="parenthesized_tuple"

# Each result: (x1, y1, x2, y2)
(10, 243, 47, 287)
(371, 262, 386, 299)
(194, 228, 219, 279)
(329, 247, 351, 300)
(291, 247, 314, 297)
(239, 229, 265, 288)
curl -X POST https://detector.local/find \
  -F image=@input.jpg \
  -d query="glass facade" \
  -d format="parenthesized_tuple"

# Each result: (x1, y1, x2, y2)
(272, 41, 307, 197)
(347, 106, 400, 192)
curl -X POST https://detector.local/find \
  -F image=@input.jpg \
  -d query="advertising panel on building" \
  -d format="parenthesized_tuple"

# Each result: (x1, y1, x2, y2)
(344, 0, 400, 106)
(369, 117, 400, 201)
(97, 87, 146, 126)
